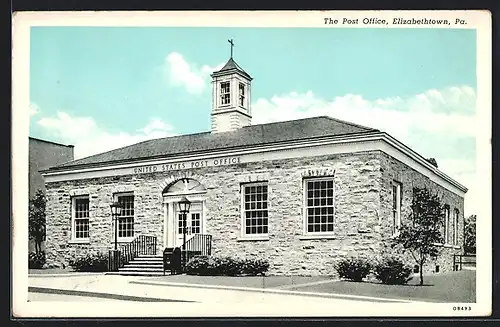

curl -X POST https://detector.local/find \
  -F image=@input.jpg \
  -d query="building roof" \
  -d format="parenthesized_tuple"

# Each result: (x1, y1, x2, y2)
(49, 116, 378, 171)
(212, 58, 252, 80)
(29, 136, 74, 148)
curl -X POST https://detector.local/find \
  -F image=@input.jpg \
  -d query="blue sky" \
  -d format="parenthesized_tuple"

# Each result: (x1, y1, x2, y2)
(29, 27, 477, 214)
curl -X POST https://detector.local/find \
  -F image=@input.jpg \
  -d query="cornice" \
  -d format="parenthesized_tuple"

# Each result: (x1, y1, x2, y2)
(41, 132, 467, 196)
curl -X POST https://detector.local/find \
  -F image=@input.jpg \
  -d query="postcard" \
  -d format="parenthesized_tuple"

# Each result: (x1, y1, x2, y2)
(12, 10, 491, 317)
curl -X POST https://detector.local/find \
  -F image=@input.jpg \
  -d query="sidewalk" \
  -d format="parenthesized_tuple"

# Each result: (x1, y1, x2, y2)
(136, 270, 476, 303)
(28, 274, 413, 304)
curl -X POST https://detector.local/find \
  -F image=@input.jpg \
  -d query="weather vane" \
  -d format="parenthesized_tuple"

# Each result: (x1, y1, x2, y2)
(228, 39, 234, 58)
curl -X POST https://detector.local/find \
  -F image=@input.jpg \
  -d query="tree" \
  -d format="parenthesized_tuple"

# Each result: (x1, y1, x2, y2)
(464, 214, 476, 254)
(392, 187, 444, 286)
(29, 189, 46, 254)
(426, 158, 438, 168)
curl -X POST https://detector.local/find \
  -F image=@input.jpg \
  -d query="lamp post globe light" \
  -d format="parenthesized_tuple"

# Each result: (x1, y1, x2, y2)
(109, 201, 123, 271)
(178, 196, 191, 269)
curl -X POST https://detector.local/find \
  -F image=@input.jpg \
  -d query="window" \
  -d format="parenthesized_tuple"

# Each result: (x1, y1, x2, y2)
(178, 213, 201, 234)
(453, 209, 459, 245)
(238, 83, 245, 107)
(444, 205, 450, 244)
(117, 194, 134, 238)
(72, 196, 89, 240)
(220, 82, 230, 105)
(191, 213, 201, 234)
(305, 178, 335, 233)
(242, 183, 269, 235)
(392, 182, 402, 235)
(178, 213, 186, 234)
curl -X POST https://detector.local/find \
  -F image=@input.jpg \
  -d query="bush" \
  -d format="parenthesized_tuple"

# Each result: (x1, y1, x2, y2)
(185, 256, 269, 276)
(334, 257, 371, 282)
(29, 252, 46, 269)
(69, 252, 109, 272)
(241, 258, 270, 276)
(184, 255, 214, 275)
(373, 257, 413, 285)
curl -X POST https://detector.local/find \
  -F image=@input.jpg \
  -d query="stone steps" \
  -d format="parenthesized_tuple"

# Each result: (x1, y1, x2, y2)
(114, 254, 167, 276)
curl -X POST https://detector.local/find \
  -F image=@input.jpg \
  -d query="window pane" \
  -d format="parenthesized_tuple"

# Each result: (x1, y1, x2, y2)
(117, 195, 134, 238)
(73, 197, 90, 238)
(305, 178, 335, 234)
(242, 183, 269, 235)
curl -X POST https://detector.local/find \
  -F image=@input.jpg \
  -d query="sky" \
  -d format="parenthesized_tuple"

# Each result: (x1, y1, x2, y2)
(29, 27, 477, 215)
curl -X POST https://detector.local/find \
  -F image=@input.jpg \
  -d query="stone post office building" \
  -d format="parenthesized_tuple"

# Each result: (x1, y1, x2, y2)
(42, 56, 467, 275)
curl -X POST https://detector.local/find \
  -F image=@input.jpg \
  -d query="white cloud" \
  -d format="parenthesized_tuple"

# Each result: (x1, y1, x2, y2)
(252, 86, 476, 142)
(252, 86, 479, 215)
(37, 112, 176, 159)
(164, 52, 224, 94)
(30, 102, 40, 117)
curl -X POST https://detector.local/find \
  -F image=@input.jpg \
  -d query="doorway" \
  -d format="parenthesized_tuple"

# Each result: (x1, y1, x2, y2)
(162, 178, 207, 249)
(175, 201, 203, 247)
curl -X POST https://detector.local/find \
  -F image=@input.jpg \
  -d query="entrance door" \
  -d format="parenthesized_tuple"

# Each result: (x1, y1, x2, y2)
(175, 201, 203, 247)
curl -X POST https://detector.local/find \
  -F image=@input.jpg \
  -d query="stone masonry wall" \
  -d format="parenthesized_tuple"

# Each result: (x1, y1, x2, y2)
(206, 152, 383, 276)
(45, 174, 165, 268)
(45, 151, 384, 274)
(378, 152, 465, 275)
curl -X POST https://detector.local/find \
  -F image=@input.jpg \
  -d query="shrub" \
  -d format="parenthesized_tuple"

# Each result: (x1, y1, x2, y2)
(241, 258, 270, 276)
(184, 255, 214, 275)
(214, 256, 242, 276)
(69, 252, 108, 272)
(334, 257, 372, 282)
(373, 257, 413, 285)
(185, 256, 269, 276)
(29, 251, 46, 269)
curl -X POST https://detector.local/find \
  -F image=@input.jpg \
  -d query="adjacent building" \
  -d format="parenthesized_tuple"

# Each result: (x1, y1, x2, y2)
(41, 55, 467, 275)
(29, 137, 74, 252)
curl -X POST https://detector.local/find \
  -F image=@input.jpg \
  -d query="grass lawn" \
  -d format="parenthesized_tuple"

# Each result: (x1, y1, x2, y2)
(291, 270, 476, 303)
(149, 270, 475, 303)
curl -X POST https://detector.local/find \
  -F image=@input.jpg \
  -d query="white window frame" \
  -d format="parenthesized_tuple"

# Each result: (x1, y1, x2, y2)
(453, 209, 459, 246)
(240, 182, 269, 238)
(444, 205, 450, 244)
(303, 177, 336, 236)
(392, 182, 402, 235)
(219, 81, 231, 106)
(71, 195, 90, 242)
(114, 192, 135, 242)
(238, 82, 245, 107)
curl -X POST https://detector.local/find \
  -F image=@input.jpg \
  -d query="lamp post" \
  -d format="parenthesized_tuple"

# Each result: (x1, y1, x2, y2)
(109, 201, 123, 271)
(178, 196, 191, 269)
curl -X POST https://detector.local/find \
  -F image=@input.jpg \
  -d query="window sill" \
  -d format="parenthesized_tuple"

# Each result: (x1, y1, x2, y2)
(237, 235, 269, 242)
(69, 239, 90, 244)
(118, 237, 135, 243)
(443, 244, 461, 249)
(299, 234, 336, 240)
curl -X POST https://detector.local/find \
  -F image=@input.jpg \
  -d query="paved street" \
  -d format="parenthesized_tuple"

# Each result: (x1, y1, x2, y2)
(28, 274, 414, 305)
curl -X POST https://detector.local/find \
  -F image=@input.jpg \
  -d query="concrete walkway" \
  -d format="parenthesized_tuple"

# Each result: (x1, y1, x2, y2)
(28, 274, 418, 304)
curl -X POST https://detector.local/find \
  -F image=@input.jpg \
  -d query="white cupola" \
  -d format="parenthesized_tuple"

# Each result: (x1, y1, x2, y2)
(210, 39, 252, 133)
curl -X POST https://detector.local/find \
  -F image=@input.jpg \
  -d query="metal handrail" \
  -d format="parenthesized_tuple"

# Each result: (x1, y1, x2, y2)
(119, 235, 157, 267)
(453, 254, 476, 271)
(163, 234, 212, 275)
